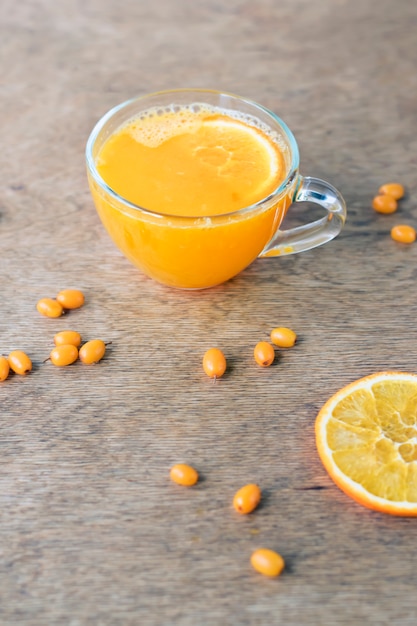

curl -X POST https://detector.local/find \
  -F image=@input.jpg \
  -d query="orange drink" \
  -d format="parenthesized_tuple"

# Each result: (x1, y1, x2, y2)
(86, 90, 346, 289)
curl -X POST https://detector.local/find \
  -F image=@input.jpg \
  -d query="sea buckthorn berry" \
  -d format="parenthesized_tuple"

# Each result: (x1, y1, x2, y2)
(233, 483, 262, 514)
(0, 356, 10, 381)
(8, 350, 32, 375)
(54, 330, 82, 348)
(56, 289, 85, 310)
(372, 194, 397, 214)
(49, 344, 79, 367)
(203, 348, 227, 379)
(270, 327, 297, 348)
(254, 341, 275, 367)
(379, 182, 405, 200)
(170, 463, 199, 486)
(79, 339, 107, 364)
(250, 548, 285, 577)
(36, 298, 64, 318)
(390, 224, 416, 244)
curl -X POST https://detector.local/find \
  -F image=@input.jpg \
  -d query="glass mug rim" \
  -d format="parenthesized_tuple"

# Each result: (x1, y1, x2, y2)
(85, 88, 300, 221)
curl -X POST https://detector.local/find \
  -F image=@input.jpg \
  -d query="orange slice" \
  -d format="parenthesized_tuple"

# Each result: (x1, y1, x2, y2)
(196, 117, 281, 204)
(315, 372, 417, 516)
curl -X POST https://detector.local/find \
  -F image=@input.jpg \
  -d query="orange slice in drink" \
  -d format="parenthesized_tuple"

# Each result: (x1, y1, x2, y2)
(195, 117, 282, 206)
(315, 372, 417, 515)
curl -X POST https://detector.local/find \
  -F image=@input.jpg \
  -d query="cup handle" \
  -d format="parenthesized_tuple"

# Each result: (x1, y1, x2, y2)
(260, 175, 347, 257)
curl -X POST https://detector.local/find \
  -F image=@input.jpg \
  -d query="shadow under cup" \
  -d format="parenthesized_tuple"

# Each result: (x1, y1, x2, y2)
(86, 89, 346, 289)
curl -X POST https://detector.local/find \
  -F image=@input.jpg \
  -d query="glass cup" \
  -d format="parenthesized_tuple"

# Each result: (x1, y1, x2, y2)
(86, 89, 347, 289)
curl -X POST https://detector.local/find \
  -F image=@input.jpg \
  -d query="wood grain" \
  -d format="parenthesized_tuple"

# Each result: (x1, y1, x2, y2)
(1, 0, 417, 624)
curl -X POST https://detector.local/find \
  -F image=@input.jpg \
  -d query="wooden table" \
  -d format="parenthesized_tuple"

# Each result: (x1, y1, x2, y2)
(1, 0, 417, 623)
